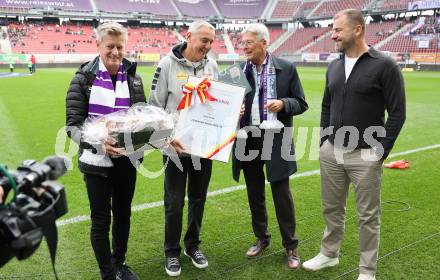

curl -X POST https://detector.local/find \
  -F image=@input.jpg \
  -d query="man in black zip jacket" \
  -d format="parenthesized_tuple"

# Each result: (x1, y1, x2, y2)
(302, 9, 406, 280)
(66, 22, 145, 280)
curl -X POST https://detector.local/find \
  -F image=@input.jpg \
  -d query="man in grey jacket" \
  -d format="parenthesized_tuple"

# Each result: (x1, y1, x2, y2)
(148, 20, 218, 277)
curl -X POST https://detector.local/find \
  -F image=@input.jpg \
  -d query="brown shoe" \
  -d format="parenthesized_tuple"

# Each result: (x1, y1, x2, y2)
(287, 249, 300, 269)
(245, 239, 269, 258)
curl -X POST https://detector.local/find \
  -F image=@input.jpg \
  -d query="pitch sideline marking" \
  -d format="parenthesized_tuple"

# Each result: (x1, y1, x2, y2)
(0, 99, 29, 165)
(56, 144, 440, 227)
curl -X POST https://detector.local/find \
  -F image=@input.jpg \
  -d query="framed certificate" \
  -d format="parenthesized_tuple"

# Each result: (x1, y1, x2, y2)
(174, 76, 246, 162)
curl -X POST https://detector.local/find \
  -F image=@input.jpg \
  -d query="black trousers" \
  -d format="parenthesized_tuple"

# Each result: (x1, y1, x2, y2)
(163, 156, 212, 257)
(241, 136, 299, 250)
(83, 157, 137, 280)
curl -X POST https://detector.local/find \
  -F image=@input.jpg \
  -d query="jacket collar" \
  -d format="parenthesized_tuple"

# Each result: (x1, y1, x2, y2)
(339, 47, 380, 61)
(365, 47, 380, 59)
(80, 56, 137, 80)
(270, 54, 283, 70)
(246, 52, 282, 70)
(171, 42, 209, 68)
(172, 42, 187, 59)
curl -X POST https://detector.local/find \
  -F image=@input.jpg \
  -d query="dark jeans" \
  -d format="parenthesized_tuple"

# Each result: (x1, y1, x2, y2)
(241, 135, 299, 250)
(163, 156, 212, 257)
(83, 157, 137, 280)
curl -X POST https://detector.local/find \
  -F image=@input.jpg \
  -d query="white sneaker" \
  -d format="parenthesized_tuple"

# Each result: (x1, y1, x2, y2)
(302, 253, 339, 271)
(357, 274, 376, 280)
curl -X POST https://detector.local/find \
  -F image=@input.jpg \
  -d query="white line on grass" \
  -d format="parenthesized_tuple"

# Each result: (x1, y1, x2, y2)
(387, 144, 440, 157)
(329, 231, 440, 280)
(56, 143, 440, 227)
(0, 100, 28, 165)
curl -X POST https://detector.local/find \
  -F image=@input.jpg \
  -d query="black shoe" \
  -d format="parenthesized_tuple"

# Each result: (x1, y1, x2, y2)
(184, 248, 208, 269)
(115, 263, 139, 280)
(165, 257, 181, 277)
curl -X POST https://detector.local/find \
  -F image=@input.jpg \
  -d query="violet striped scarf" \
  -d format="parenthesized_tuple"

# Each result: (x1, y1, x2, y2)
(88, 58, 130, 118)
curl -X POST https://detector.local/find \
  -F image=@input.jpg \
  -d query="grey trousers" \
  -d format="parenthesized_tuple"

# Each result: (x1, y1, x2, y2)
(319, 140, 383, 276)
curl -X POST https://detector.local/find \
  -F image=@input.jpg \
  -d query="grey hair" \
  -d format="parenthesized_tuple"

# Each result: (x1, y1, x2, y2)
(96, 22, 128, 43)
(188, 20, 215, 34)
(241, 23, 270, 45)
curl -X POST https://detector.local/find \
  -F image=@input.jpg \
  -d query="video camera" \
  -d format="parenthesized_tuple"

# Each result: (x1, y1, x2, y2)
(0, 156, 69, 273)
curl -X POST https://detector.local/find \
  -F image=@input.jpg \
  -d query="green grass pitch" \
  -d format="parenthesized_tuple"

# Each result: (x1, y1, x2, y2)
(0, 66, 439, 279)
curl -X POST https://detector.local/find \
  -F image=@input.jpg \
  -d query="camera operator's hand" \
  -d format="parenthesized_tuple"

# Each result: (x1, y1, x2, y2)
(103, 137, 125, 157)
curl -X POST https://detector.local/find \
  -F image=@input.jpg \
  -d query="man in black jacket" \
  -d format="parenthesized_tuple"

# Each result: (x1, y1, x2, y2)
(66, 22, 145, 280)
(302, 10, 406, 280)
(232, 23, 308, 269)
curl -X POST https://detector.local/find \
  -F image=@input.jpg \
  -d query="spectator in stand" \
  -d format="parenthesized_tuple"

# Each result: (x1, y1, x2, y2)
(30, 54, 36, 73)
(28, 60, 33, 74)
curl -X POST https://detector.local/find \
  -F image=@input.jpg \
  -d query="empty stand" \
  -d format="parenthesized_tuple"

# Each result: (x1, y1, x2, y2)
(126, 27, 180, 55)
(4, 14, 439, 57)
(303, 33, 333, 53)
(8, 22, 181, 55)
(274, 27, 330, 55)
(271, 0, 319, 19)
(297, 1, 320, 18)
(8, 22, 95, 54)
(379, 17, 439, 53)
(310, 0, 369, 18)
(375, 0, 412, 11)
(271, 0, 302, 19)
(294, 21, 405, 53)
(379, 33, 439, 53)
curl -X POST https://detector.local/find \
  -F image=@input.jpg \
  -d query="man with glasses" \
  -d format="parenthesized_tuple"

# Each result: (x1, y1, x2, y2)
(232, 23, 308, 269)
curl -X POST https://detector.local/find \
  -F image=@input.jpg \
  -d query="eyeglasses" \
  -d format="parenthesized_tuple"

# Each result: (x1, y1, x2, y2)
(240, 40, 257, 47)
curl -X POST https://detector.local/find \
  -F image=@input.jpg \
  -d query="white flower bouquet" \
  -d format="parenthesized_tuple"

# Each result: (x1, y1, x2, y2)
(79, 103, 174, 167)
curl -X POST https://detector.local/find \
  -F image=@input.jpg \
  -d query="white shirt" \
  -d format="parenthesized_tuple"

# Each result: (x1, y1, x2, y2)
(344, 55, 360, 81)
(250, 65, 262, 125)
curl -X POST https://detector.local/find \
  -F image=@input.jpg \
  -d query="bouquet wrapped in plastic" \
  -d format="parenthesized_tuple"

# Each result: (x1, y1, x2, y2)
(79, 103, 174, 167)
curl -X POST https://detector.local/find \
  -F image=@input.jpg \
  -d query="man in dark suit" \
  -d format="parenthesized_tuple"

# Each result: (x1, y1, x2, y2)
(231, 23, 308, 269)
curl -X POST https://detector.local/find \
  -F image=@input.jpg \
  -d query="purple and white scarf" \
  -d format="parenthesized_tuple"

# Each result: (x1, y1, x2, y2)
(88, 58, 130, 118)
(80, 58, 130, 168)
(242, 53, 284, 130)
